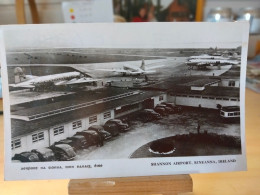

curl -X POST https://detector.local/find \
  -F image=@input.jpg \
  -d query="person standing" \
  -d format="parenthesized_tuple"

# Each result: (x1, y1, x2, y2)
(132, 6, 148, 22)
(197, 121, 201, 134)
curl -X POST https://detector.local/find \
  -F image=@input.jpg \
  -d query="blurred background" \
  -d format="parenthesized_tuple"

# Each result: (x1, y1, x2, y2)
(0, 0, 259, 24)
(0, 0, 259, 98)
(0, 1, 260, 195)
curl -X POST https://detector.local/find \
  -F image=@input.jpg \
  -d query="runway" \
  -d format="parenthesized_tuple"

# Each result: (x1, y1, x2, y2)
(8, 55, 234, 106)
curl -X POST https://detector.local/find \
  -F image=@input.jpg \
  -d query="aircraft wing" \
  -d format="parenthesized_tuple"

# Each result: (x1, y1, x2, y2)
(186, 62, 207, 66)
(197, 62, 209, 66)
(9, 83, 35, 88)
(145, 65, 165, 70)
(143, 70, 156, 74)
(197, 62, 234, 66)
(97, 69, 129, 73)
(54, 77, 100, 86)
(123, 64, 141, 72)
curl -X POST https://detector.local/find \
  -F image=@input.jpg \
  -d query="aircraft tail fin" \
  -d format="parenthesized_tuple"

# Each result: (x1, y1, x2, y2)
(14, 67, 37, 83)
(14, 67, 26, 83)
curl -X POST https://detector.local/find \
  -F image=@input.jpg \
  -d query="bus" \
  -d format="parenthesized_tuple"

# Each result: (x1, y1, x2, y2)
(220, 106, 240, 122)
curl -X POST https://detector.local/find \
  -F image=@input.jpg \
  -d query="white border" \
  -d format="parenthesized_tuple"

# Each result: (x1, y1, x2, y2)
(0, 22, 249, 180)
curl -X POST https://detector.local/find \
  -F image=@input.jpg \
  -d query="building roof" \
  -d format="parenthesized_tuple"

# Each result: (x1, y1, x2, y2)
(180, 78, 220, 87)
(11, 89, 163, 138)
(221, 106, 240, 112)
(169, 85, 239, 98)
(11, 88, 133, 117)
(143, 76, 204, 91)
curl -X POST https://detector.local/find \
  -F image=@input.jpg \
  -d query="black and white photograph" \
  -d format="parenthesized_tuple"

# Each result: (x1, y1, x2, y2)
(1, 23, 248, 180)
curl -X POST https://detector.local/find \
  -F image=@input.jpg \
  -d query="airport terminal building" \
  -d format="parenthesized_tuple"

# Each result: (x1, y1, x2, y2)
(11, 88, 167, 155)
(10, 74, 240, 156)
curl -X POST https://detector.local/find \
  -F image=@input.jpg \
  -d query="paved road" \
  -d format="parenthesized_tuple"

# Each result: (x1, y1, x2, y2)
(76, 110, 240, 160)
(76, 120, 178, 160)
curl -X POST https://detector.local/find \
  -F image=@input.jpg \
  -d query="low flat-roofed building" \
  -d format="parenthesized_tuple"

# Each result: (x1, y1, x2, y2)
(168, 85, 239, 109)
(179, 78, 220, 91)
(10, 87, 166, 155)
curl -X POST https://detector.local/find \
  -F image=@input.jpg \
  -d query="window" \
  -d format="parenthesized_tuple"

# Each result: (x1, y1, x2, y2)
(104, 111, 111, 119)
(159, 95, 164, 101)
(53, 126, 64, 136)
(89, 115, 97, 124)
(234, 112, 240, 116)
(72, 120, 82, 130)
(11, 139, 21, 150)
(32, 132, 44, 143)
(228, 80, 235, 87)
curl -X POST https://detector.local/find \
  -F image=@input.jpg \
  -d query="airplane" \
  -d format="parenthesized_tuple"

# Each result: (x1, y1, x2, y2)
(97, 59, 164, 76)
(188, 54, 229, 60)
(10, 69, 100, 91)
(186, 58, 239, 70)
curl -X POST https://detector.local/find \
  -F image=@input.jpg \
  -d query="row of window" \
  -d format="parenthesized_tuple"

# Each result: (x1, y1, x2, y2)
(11, 139, 21, 150)
(175, 94, 239, 101)
(32, 132, 44, 143)
(53, 126, 64, 136)
(72, 120, 82, 130)
(12, 111, 112, 150)
(228, 112, 240, 116)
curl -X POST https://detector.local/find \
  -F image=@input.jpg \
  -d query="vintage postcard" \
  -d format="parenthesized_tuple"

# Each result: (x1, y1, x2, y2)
(0, 22, 249, 180)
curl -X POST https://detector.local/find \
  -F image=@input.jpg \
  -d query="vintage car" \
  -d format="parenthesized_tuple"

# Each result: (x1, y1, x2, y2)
(138, 109, 162, 122)
(161, 102, 182, 113)
(67, 135, 89, 149)
(12, 152, 40, 162)
(75, 130, 103, 146)
(31, 148, 56, 161)
(53, 138, 83, 152)
(154, 106, 168, 116)
(104, 119, 129, 133)
(155, 104, 174, 114)
(49, 144, 76, 161)
(88, 125, 112, 140)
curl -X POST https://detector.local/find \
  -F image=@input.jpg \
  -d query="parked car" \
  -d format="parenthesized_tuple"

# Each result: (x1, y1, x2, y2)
(138, 109, 162, 122)
(156, 104, 174, 114)
(154, 106, 168, 116)
(67, 135, 89, 149)
(104, 119, 129, 133)
(12, 152, 40, 162)
(53, 138, 83, 151)
(103, 123, 119, 137)
(161, 102, 182, 113)
(75, 130, 103, 146)
(49, 144, 76, 161)
(88, 125, 112, 140)
(31, 148, 56, 161)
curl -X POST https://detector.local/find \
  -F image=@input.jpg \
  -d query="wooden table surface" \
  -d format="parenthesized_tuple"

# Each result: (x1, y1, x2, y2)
(0, 89, 259, 195)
